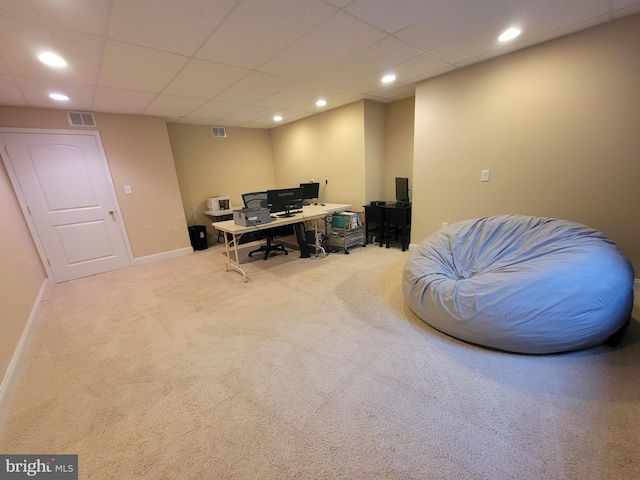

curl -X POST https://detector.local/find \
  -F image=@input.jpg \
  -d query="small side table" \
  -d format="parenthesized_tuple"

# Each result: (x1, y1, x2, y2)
(204, 208, 236, 242)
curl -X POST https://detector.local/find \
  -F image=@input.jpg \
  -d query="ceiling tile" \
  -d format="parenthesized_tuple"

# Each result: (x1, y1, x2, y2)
(15, 76, 94, 109)
(430, 0, 611, 66)
(345, 0, 450, 34)
(92, 87, 156, 114)
(213, 71, 294, 105)
(174, 117, 214, 125)
(612, 0, 640, 16)
(258, 11, 387, 80)
(188, 100, 245, 120)
(0, 73, 26, 105)
(98, 41, 188, 93)
(196, 0, 338, 69)
(254, 82, 329, 109)
(367, 82, 417, 100)
(309, 36, 423, 88)
(0, 0, 635, 127)
(254, 82, 360, 111)
(108, 0, 237, 56)
(324, 0, 351, 7)
(396, 0, 554, 52)
(0, 0, 109, 35)
(0, 16, 102, 84)
(162, 59, 250, 99)
(221, 105, 279, 123)
(0, 55, 10, 74)
(143, 95, 207, 117)
(380, 54, 453, 84)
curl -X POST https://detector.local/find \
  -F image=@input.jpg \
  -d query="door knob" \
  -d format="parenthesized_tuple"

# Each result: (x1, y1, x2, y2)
(108, 210, 115, 215)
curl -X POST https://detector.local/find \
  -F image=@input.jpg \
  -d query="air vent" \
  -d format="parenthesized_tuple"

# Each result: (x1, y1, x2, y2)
(67, 111, 96, 127)
(211, 126, 226, 138)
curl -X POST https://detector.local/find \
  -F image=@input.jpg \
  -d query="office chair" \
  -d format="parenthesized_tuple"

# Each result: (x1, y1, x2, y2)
(241, 191, 290, 260)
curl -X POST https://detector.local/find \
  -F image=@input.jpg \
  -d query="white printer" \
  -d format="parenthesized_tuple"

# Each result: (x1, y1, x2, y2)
(233, 207, 272, 227)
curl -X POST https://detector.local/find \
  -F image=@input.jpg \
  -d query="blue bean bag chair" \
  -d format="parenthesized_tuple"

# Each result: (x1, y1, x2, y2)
(402, 215, 634, 354)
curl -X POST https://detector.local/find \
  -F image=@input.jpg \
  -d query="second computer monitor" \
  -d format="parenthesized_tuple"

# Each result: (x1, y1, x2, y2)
(300, 182, 320, 204)
(267, 187, 304, 217)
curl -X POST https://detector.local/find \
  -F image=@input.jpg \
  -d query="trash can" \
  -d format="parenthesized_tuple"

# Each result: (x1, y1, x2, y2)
(188, 225, 208, 251)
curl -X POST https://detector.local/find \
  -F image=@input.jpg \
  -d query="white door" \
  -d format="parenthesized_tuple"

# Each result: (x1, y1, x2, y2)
(1, 131, 131, 282)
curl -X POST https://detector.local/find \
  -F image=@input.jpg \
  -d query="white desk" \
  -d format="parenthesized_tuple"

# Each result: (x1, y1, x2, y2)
(213, 203, 351, 282)
(203, 207, 240, 217)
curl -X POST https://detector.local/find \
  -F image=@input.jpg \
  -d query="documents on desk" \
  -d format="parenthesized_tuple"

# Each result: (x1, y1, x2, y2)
(213, 203, 351, 282)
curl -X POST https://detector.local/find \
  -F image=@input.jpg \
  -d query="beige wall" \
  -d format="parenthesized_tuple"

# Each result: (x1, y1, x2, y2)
(270, 101, 367, 210)
(413, 14, 640, 273)
(167, 123, 275, 238)
(0, 106, 190, 259)
(94, 113, 190, 258)
(385, 97, 415, 202)
(364, 100, 386, 205)
(0, 159, 47, 386)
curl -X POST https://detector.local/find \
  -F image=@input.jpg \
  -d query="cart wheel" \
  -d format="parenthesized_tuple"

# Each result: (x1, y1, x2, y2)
(344, 250, 349, 255)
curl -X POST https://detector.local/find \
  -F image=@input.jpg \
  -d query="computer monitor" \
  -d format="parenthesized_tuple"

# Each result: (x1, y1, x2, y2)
(395, 177, 409, 205)
(267, 187, 304, 217)
(300, 182, 320, 204)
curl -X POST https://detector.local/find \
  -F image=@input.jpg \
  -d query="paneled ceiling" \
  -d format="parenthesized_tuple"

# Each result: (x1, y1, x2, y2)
(1, 0, 638, 128)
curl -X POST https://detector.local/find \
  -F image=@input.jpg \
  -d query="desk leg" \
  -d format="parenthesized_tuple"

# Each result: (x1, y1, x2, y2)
(224, 232, 247, 282)
(294, 223, 311, 258)
(309, 218, 327, 258)
(312, 218, 326, 257)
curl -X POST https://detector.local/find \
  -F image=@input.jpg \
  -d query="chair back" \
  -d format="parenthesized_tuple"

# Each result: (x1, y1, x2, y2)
(242, 191, 268, 209)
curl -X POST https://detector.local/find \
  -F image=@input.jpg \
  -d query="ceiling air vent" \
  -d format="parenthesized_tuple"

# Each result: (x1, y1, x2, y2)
(211, 126, 226, 138)
(67, 111, 96, 127)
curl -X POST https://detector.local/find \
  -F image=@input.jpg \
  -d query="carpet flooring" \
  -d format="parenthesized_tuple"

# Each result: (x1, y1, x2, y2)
(1, 242, 639, 479)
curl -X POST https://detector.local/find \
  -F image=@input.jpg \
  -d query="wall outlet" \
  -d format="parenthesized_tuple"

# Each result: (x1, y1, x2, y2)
(124, 185, 132, 194)
(481, 170, 490, 182)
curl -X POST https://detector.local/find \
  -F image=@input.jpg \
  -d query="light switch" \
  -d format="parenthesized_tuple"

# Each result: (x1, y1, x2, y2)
(481, 170, 490, 182)
(124, 185, 132, 194)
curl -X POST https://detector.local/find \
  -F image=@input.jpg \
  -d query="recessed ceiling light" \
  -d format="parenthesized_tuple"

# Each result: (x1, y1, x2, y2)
(39, 52, 67, 67)
(381, 74, 396, 84)
(499, 28, 521, 42)
(49, 93, 70, 101)
(273, 115, 283, 122)
(316, 99, 327, 107)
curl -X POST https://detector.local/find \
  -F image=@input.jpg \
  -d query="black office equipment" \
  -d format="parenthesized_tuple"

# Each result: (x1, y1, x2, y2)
(188, 225, 208, 251)
(300, 182, 320, 204)
(267, 187, 304, 217)
(241, 191, 290, 260)
(395, 177, 410, 205)
(385, 204, 411, 251)
(364, 204, 386, 247)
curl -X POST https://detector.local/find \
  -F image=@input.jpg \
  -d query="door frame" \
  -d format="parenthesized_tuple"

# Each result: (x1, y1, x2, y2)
(0, 127, 134, 282)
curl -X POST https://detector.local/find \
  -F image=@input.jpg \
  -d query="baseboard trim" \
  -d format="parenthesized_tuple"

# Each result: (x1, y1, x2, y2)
(0, 278, 50, 431)
(132, 246, 193, 267)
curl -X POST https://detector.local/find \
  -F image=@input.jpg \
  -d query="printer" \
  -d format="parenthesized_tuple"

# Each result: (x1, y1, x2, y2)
(233, 207, 271, 227)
